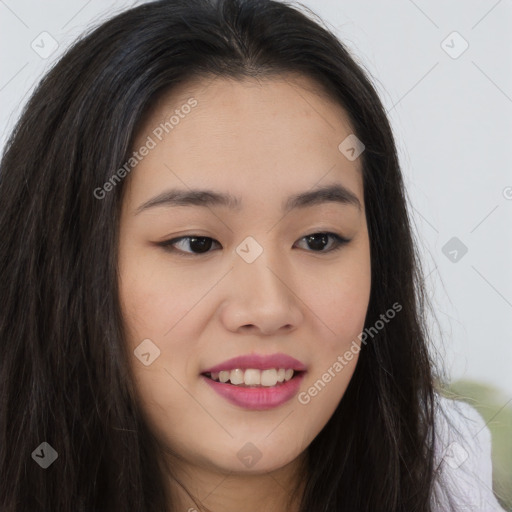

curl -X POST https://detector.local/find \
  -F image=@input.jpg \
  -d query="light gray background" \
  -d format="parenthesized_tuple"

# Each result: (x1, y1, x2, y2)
(1, 0, 511, 400)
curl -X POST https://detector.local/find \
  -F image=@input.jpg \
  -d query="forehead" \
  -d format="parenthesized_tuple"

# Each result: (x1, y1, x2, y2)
(125, 73, 364, 211)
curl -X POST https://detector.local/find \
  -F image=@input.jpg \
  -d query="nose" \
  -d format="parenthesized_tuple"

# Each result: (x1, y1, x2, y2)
(219, 247, 304, 336)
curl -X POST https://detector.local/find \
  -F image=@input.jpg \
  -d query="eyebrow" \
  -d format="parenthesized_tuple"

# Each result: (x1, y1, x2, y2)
(134, 183, 362, 215)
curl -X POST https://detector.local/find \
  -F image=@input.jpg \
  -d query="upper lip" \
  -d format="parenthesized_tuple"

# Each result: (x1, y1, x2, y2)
(201, 353, 307, 374)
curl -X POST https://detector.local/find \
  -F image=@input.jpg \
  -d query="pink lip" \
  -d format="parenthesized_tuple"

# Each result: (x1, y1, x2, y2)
(201, 372, 305, 410)
(201, 353, 307, 373)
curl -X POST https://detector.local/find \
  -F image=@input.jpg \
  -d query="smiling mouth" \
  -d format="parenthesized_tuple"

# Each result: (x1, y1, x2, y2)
(202, 368, 304, 387)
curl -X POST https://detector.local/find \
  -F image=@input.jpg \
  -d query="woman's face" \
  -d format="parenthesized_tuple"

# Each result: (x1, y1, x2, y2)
(118, 74, 371, 478)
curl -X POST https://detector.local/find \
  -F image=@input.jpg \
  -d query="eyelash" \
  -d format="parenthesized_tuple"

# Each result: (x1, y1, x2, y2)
(156, 232, 351, 257)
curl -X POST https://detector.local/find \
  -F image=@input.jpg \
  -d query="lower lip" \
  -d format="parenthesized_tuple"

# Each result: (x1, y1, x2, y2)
(201, 372, 305, 410)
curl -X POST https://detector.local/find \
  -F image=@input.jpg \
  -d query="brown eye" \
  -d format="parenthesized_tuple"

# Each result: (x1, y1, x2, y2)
(294, 232, 350, 253)
(158, 236, 221, 255)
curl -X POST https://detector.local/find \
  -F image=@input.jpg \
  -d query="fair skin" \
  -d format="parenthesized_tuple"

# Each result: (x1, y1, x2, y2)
(118, 74, 371, 512)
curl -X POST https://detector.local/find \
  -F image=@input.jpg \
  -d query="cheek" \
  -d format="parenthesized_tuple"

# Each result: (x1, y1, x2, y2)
(119, 260, 203, 449)
(315, 279, 369, 338)
(118, 250, 206, 342)
(303, 255, 371, 349)
(297, 355, 358, 430)
(293, 287, 365, 444)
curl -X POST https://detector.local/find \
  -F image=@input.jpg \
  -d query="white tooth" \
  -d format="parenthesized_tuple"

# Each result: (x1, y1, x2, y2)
(219, 368, 295, 386)
(260, 369, 278, 387)
(244, 369, 261, 386)
(219, 371, 230, 383)
(230, 369, 245, 385)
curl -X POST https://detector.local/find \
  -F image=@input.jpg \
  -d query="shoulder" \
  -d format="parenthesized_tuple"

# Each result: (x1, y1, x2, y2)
(430, 393, 506, 512)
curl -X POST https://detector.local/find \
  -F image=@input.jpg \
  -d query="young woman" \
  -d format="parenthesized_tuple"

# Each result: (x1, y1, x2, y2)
(0, 0, 506, 511)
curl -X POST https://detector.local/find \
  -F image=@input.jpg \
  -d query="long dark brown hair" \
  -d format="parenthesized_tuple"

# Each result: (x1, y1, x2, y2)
(0, 0, 450, 510)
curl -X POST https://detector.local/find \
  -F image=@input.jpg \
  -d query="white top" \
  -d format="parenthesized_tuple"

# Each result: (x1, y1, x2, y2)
(431, 394, 507, 511)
